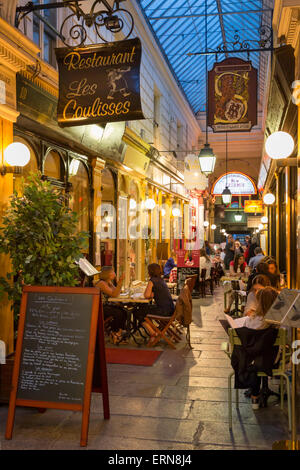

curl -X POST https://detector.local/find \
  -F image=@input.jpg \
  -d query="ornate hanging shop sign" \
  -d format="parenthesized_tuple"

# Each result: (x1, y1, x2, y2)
(55, 38, 144, 127)
(208, 57, 257, 133)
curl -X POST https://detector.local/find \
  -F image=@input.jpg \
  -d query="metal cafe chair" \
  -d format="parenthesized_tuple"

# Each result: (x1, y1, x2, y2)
(221, 328, 292, 430)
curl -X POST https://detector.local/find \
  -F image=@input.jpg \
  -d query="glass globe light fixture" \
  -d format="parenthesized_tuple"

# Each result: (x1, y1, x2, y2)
(4, 142, 30, 167)
(265, 131, 294, 160)
(172, 207, 181, 217)
(145, 198, 156, 210)
(263, 193, 275, 205)
(203, 221, 209, 227)
(129, 199, 137, 210)
(161, 208, 166, 216)
(261, 216, 268, 224)
(211, 224, 216, 230)
(258, 223, 264, 230)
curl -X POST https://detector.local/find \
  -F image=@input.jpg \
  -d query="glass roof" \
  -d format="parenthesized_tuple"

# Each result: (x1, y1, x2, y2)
(138, 0, 273, 115)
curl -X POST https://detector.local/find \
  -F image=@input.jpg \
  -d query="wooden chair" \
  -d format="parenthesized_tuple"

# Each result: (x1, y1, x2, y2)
(221, 328, 292, 430)
(144, 278, 194, 349)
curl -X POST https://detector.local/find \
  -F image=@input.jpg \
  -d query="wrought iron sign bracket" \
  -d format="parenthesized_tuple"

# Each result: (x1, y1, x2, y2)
(187, 25, 273, 58)
(16, 0, 134, 47)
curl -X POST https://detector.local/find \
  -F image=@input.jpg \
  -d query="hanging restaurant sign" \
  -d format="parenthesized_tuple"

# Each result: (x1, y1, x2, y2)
(212, 172, 257, 196)
(208, 57, 257, 132)
(244, 200, 263, 213)
(55, 38, 144, 127)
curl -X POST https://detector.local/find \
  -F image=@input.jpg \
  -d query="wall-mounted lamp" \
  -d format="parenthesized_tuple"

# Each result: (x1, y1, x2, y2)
(145, 198, 156, 210)
(1, 142, 30, 175)
(172, 207, 181, 217)
(203, 221, 209, 227)
(263, 193, 275, 205)
(261, 216, 268, 224)
(211, 224, 216, 230)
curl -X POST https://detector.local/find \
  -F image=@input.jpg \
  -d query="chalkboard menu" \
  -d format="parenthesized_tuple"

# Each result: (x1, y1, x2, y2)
(6, 286, 109, 447)
(177, 267, 200, 295)
(17, 292, 93, 404)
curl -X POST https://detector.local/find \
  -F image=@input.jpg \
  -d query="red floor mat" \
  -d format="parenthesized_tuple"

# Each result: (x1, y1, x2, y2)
(105, 348, 162, 366)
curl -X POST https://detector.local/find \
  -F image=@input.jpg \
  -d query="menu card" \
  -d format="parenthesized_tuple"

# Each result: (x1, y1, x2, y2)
(265, 288, 300, 327)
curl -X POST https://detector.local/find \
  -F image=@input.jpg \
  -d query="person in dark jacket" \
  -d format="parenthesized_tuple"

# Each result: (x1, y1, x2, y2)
(231, 287, 279, 409)
(163, 251, 177, 278)
(224, 235, 235, 270)
(248, 236, 259, 261)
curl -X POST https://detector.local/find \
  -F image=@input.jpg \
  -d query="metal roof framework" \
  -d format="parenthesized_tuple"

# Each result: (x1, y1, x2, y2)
(138, 0, 273, 115)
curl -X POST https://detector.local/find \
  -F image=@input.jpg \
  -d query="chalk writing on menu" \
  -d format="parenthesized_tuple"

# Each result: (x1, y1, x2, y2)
(17, 292, 93, 404)
(177, 267, 199, 292)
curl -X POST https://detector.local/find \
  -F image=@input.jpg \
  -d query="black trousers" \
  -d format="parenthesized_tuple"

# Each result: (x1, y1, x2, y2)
(134, 304, 172, 324)
(251, 376, 262, 396)
(104, 304, 127, 332)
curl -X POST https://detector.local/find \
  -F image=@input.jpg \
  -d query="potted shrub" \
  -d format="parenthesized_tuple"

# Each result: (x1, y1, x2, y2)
(0, 173, 89, 400)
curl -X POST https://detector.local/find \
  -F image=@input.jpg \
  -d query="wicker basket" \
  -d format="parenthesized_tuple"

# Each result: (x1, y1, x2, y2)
(0, 354, 15, 403)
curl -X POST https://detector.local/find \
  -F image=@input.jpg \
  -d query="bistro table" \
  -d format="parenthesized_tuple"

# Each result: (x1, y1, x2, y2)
(220, 276, 248, 317)
(107, 294, 151, 345)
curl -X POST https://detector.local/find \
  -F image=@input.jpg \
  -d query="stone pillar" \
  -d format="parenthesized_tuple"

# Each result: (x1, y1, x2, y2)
(0, 118, 14, 355)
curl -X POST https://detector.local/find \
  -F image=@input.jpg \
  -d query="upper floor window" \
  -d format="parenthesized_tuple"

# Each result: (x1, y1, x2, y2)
(32, 0, 57, 68)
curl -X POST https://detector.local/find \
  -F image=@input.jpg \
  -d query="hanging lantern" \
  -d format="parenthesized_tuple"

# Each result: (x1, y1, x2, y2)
(234, 213, 242, 222)
(198, 144, 216, 175)
(222, 186, 232, 204)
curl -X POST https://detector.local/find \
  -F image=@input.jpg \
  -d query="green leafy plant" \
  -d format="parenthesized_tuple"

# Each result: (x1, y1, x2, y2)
(0, 173, 89, 330)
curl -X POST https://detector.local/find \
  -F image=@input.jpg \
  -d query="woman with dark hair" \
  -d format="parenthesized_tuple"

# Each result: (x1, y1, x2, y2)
(133, 263, 175, 345)
(246, 260, 270, 292)
(204, 240, 212, 256)
(199, 247, 212, 280)
(95, 267, 127, 344)
(229, 254, 247, 277)
(244, 274, 271, 316)
(265, 258, 281, 289)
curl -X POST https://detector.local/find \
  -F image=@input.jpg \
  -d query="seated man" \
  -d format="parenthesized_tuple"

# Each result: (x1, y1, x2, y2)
(249, 247, 265, 270)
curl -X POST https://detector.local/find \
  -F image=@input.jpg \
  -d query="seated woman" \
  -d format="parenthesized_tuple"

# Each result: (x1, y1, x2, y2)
(229, 254, 247, 277)
(134, 263, 175, 345)
(233, 286, 279, 409)
(244, 274, 271, 317)
(95, 267, 127, 344)
(163, 251, 177, 279)
(199, 248, 212, 280)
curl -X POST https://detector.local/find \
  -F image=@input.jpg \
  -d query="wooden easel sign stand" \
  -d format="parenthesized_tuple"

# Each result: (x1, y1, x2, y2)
(5, 286, 109, 447)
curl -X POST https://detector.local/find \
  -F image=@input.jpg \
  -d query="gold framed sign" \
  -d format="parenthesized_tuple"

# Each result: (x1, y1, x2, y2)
(208, 57, 257, 132)
(55, 38, 144, 127)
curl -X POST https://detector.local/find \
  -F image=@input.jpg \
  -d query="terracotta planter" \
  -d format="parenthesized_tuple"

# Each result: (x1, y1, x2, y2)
(0, 354, 14, 403)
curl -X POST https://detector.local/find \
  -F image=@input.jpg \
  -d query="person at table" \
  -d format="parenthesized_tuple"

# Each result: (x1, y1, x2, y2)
(265, 257, 282, 289)
(244, 274, 271, 316)
(204, 240, 212, 256)
(232, 287, 279, 410)
(134, 263, 175, 345)
(95, 267, 128, 345)
(229, 253, 247, 277)
(248, 236, 259, 261)
(199, 248, 212, 280)
(234, 240, 244, 255)
(249, 247, 265, 270)
(224, 235, 235, 269)
(163, 251, 177, 279)
(244, 235, 251, 263)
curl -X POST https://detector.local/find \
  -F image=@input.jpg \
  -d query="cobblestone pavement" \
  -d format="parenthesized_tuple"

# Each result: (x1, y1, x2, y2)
(0, 286, 290, 450)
